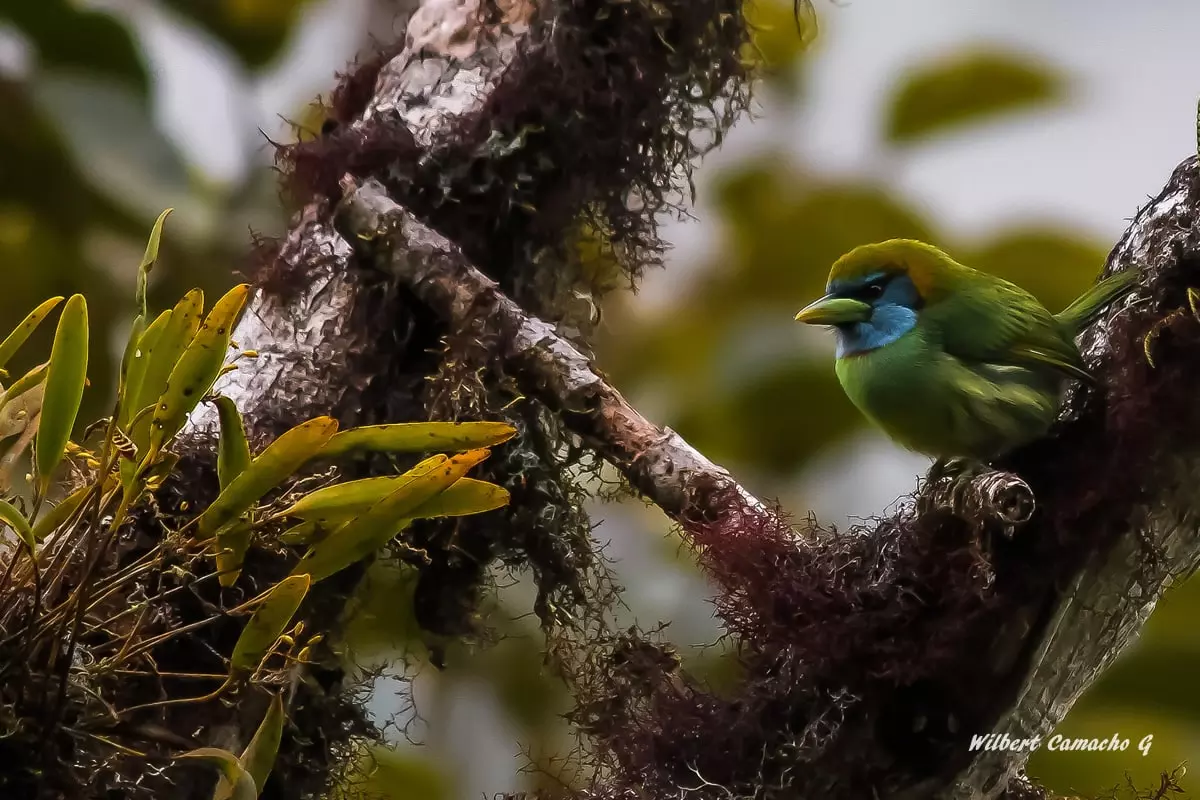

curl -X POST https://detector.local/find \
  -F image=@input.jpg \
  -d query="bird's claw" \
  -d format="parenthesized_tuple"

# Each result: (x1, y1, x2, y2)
(1142, 286, 1200, 369)
(928, 457, 986, 486)
(923, 457, 991, 515)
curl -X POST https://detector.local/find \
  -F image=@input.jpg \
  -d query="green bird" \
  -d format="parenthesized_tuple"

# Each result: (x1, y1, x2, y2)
(794, 239, 1136, 462)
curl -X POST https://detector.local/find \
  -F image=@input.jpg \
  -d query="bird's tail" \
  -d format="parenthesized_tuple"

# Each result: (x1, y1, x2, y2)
(1055, 268, 1138, 333)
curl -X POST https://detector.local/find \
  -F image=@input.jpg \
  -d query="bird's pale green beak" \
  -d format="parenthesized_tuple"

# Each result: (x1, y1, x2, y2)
(794, 296, 872, 326)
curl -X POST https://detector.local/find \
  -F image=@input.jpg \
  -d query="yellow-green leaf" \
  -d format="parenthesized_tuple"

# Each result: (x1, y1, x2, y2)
(35, 294, 88, 493)
(31, 484, 89, 542)
(120, 308, 172, 428)
(214, 396, 251, 489)
(194, 416, 339, 538)
(117, 312, 145, 407)
(278, 520, 325, 547)
(130, 292, 203, 441)
(118, 209, 173, 410)
(884, 49, 1064, 145)
(0, 498, 35, 553)
(230, 574, 310, 676)
(178, 747, 257, 800)
(291, 450, 489, 584)
(139, 209, 173, 285)
(408, 475, 510, 519)
(0, 363, 48, 407)
(320, 421, 517, 458)
(238, 693, 285, 794)
(144, 284, 250, 462)
(214, 522, 254, 588)
(0, 296, 64, 371)
(278, 476, 509, 526)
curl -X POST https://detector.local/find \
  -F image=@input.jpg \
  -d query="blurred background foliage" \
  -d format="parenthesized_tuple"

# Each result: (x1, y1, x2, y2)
(0, 0, 1195, 797)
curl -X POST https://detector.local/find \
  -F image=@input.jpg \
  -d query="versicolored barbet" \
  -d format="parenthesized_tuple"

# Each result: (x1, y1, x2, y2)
(794, 239, 1136, 462)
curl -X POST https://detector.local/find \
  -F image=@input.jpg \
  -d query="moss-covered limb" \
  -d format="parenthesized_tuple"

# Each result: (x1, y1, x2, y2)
(338, 158, 1200, 800)
(940, 157, 1200, 800)
(277, 0, 752, 301)
(335, 176, 771, 521)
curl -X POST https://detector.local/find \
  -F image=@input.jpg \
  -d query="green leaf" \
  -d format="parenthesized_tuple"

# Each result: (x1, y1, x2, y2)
(0, 296, 63, 371)
(117, 206, 170, 425)
(31, 484, 88, 542)
(230, 575, 310, 677)
(120, 308, 172, 429)
(0, 499, 36, 553)
(277, 476, 510, 528)
(320, 422, 517, 459)
(214, 693, 285, 798)
(121, 207, 173, 378)
(143, 284, 250, 462)
(290, 451, 491, 584)
(195, 416, 339, 539)
(214, 396, 252, 490)
(241, 693, 285, 793)
(744, 0, 816, 81)
(35, 294, 87, 493)
(177, 747, 257, 800)
(883, 50, 1065, 145)
(128, 292, 203, 443)
(214, 522, 254, 588)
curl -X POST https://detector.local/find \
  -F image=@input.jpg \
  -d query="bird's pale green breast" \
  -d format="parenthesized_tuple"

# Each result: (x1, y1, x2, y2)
(834, 325, 1062, 460)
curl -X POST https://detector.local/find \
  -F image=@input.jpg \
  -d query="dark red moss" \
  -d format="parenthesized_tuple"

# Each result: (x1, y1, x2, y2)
(277, 0, 751, 296)
(328, 40, 407, 126)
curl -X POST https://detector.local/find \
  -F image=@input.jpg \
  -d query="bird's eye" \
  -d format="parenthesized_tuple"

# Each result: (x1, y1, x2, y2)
(861, 282, 885, 300)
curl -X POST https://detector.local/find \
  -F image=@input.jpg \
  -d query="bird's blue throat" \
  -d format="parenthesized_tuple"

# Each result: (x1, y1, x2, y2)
(834, 304, 918, 357)
(829, 271, 922, 358)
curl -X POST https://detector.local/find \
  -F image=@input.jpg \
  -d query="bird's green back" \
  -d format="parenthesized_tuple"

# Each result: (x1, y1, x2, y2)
(920, 264, 1092, 383)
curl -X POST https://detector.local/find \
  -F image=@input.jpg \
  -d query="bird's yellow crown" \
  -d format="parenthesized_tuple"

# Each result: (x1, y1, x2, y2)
(828, 238, 965, 304)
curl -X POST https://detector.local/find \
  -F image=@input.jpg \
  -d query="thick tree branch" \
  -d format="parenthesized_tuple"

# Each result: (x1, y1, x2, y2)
(334, 176, 772, 520)
(942, 158, 1200, 800)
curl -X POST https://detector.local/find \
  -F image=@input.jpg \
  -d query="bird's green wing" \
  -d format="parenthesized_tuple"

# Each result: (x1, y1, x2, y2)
(1004, 344, 1093, 383)
(928, 273, 1089, 381)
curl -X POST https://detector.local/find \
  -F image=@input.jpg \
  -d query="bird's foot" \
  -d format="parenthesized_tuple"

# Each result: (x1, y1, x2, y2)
(928, 456, 987, 487)
(922, 457, 989, 516)
(1143, 286, 1200, 368)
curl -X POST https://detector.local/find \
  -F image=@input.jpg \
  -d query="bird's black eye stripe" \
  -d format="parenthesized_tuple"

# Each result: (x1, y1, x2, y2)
(858, 278, 888, 300)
